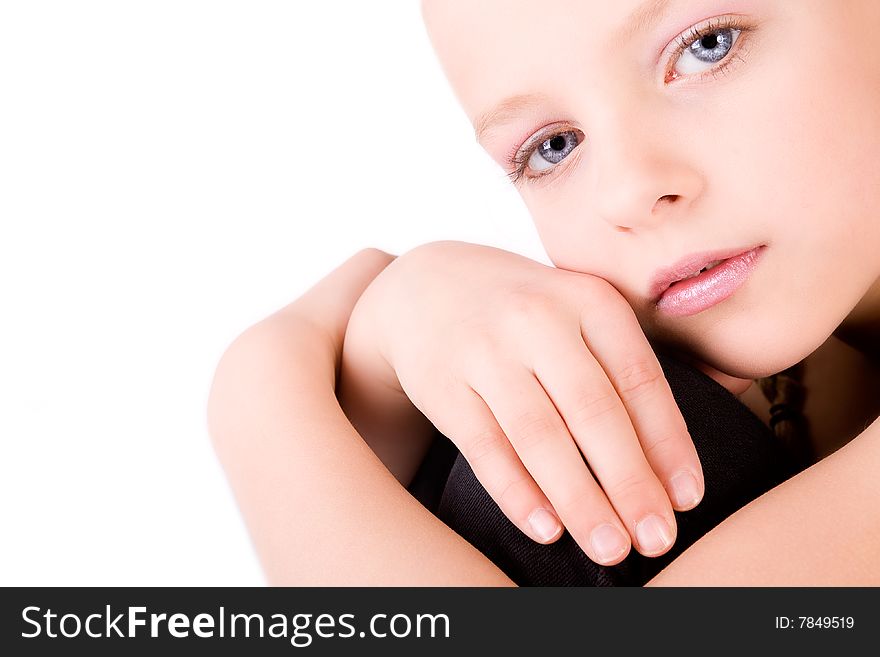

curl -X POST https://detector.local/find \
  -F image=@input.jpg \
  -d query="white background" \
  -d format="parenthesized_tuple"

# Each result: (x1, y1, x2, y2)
(0, 1, 547, 584)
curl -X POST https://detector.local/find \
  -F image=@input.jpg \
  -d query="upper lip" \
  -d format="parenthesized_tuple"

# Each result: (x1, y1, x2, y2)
(649, 244, 764, 302)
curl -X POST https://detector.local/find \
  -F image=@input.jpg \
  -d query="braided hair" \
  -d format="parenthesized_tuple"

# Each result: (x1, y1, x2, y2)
(755, 359, 813, 470)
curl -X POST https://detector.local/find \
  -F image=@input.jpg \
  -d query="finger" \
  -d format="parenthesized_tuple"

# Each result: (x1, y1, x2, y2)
(426, 381, 565, 546)
(529, 325, 677, 558)
(470, 364, 633, 566)
(580, 295, 705, 514)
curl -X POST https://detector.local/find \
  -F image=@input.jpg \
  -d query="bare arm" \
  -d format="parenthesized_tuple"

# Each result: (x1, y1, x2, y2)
(648, 413, 880, 585)
(206, 248, 515, 586)
(209, 248, 880, 585)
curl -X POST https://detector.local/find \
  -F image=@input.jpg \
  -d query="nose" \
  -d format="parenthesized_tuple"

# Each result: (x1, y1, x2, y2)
(589, 107, 704, 232)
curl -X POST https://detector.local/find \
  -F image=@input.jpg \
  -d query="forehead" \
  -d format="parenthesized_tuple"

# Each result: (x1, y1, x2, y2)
(421, 0, 755, 127)
(421, 0, 612, 115)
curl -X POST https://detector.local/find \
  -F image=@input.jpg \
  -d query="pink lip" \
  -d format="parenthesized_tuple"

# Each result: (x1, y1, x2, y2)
(650, 244, 767, 316)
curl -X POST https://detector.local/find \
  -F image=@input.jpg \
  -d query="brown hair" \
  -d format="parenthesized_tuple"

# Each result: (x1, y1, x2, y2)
(755, 360, 813, 469)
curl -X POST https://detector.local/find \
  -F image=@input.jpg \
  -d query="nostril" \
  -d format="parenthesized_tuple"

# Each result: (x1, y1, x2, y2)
(653, 194, 679, 213)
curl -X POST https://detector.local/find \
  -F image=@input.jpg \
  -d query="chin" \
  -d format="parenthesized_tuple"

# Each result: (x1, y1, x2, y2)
(648, 311, 831, 381)
(684, 326, 827, 380)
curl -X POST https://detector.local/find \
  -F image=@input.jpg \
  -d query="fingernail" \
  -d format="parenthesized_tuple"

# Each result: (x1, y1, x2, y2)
(635, 514, 673, 555)
(528, 508, 562, 542)
(668, 469, 702, 510)
(590, 523, 629, 564)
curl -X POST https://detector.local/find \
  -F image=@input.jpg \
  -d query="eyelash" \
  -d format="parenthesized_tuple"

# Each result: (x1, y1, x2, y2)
(505, 15, 754, 187)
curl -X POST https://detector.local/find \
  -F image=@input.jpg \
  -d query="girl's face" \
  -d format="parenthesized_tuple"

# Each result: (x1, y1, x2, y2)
(421, 0, 880, 380)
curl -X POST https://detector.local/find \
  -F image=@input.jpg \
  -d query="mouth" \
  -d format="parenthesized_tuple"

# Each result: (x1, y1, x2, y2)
(649, 244, 767, 317)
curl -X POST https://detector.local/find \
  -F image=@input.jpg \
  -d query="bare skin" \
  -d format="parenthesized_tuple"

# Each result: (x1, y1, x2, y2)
(419, 0, 880, 380)
(337, 240, 704, 565)
(207, 249, 515, 586)
(208, 248, 880, 585)
(208, 0, 880, 584)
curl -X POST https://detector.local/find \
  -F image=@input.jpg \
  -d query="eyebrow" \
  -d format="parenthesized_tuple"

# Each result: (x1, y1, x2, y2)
(473, 0, 675, 143)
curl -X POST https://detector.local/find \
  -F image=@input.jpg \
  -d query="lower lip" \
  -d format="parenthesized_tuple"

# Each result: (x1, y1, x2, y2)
(656, 246, 766, 317)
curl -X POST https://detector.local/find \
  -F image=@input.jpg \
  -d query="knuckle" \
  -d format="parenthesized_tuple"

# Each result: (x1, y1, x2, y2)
(568, 390, 621, 429)
(604, 470, 654, 502)
(457, 334, 503, 382)
(553, 485, 599, 519)
(466, 329, 501, 361)
(495, 475, 534, 511)
(641, 431, 683, 461)
(504, 285, 557, 324)
(576, 273, 627, 305)
(614, 359, 664, 402)
(508, 410, 556, 451)
(463, 424, 508, 464)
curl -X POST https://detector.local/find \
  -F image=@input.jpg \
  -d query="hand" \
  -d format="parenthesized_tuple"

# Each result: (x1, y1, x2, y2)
(339, 240, 704, 566)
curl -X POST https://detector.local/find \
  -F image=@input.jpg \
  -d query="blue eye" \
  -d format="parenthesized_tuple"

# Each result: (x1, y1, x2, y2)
(527, 131, 581, 173)
(677, 27, 739, 71)
(667, 15, 753, 82)
(506, 15, 754, 186)
(507, 128, 583, 186)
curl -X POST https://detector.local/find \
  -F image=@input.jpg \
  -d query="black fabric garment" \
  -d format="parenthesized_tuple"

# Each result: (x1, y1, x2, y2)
(406, 350, 800, 586)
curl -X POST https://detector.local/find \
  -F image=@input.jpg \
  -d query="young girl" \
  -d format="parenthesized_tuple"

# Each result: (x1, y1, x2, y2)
(207, 0, 880, 585)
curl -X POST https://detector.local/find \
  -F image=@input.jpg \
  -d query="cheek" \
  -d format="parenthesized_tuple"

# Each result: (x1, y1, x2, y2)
(528, 13, 880, 284)
(527, 193, 608, 274)
(740, 19, 880, 282)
